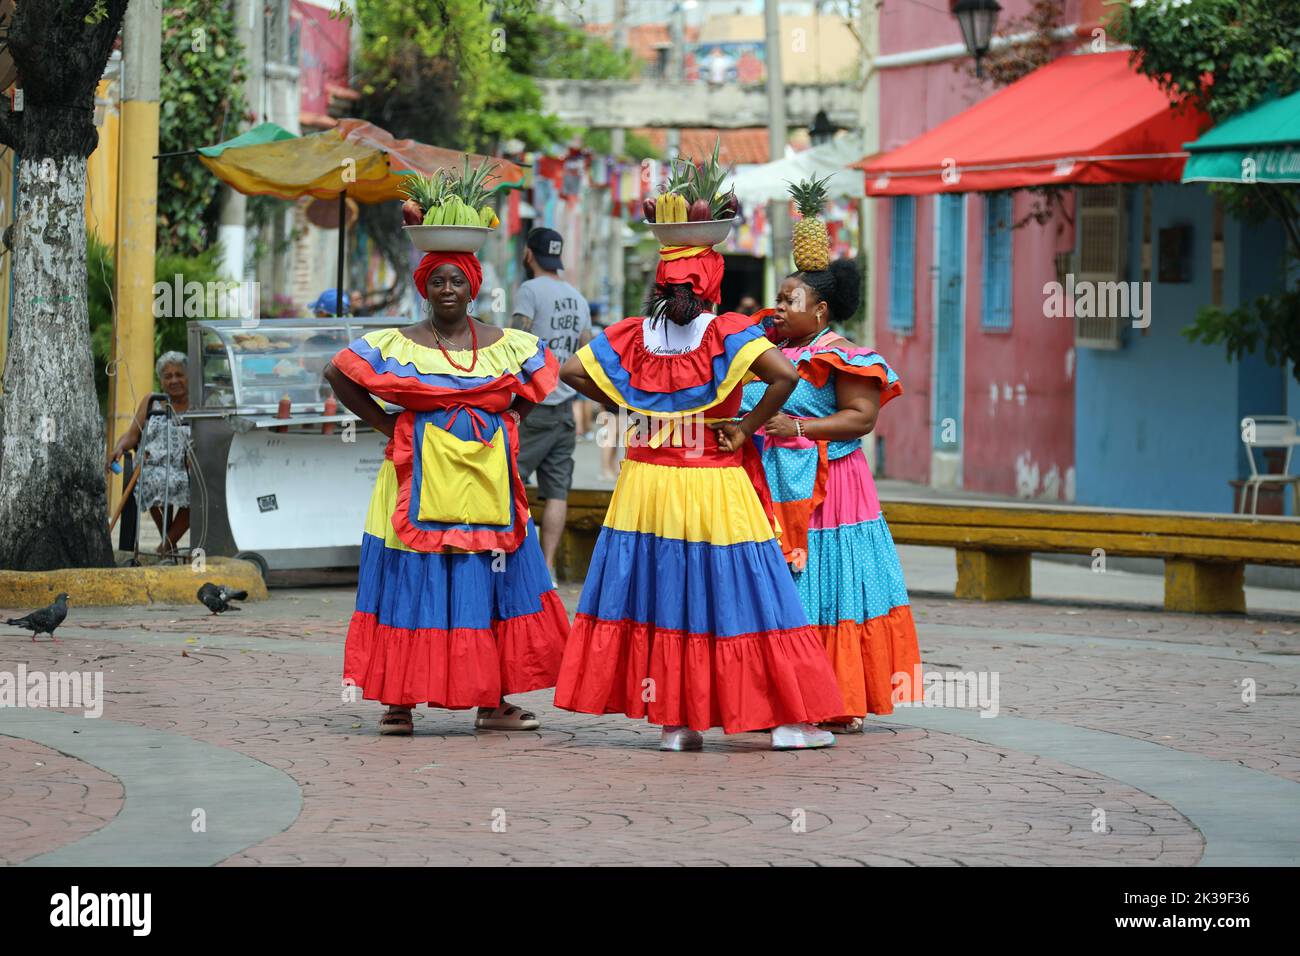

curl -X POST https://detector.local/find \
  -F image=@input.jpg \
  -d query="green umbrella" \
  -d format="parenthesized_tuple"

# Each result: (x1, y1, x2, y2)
(1182, 89, 1300, 184)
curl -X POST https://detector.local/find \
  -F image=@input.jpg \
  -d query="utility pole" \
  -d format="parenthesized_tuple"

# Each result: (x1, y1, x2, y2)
(857, 0, 880, 468)
(216, 0, 261, 285)
(108, 0, 162, 513)
(609, 0, 628, 320)
(764, 0, 790, 293)
(667, 2, 686, 160)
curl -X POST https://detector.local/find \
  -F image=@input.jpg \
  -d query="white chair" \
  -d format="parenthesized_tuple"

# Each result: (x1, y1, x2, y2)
(1239, 415, 1299, 515)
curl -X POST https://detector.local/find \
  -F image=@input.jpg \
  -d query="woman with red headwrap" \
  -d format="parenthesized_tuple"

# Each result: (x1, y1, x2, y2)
(552, 245, 845, 751)
(324, 251, 570, 736)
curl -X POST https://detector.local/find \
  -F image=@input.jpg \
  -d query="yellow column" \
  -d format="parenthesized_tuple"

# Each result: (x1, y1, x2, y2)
(107, 99, 160, 512)
(107, 0, 161, 515)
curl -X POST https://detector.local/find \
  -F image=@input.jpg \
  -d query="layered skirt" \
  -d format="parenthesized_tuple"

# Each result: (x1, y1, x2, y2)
(554, 450, 845, 733)
(799, 449, 921, 717)
(343, 460, 569, 708)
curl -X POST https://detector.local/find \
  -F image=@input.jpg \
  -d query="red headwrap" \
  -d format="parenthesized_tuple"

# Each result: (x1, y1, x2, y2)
(655, 247, 724, 304)
(413, 251, 484, 300)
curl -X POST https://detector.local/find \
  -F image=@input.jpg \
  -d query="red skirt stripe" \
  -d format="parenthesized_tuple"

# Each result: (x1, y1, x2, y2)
(343, 590, 569, 708)
(554, 613, 846, 733)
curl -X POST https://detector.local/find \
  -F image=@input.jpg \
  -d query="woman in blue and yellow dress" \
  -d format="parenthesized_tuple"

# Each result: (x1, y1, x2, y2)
(741, 259, 922, 732)
(324, 251, 570, 736)
(553, 246, 845, 751)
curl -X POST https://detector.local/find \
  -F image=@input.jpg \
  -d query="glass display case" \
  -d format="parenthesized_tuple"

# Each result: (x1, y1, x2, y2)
(183, 317, 400, 575)
(188, 317, 395, 412)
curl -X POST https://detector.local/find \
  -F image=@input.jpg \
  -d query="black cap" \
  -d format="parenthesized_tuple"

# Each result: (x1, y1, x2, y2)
(526, 227, 564, 272)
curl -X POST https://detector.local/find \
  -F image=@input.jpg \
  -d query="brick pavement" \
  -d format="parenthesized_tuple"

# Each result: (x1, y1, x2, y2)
(2, 586, 1299, 866)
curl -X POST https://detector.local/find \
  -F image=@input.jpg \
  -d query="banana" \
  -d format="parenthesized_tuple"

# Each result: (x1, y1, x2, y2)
(673, 193, 686, 222)
(479, 205, 498, 228)
(655, 193, 666, 222)
(423, 201, 443, 225)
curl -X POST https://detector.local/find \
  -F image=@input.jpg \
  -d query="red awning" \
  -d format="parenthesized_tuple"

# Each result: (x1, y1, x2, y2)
(856, 51, 1210, 196)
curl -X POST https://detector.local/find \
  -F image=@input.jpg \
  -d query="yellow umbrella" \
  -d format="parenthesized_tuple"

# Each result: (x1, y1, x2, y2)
(195, 120, 524, 313)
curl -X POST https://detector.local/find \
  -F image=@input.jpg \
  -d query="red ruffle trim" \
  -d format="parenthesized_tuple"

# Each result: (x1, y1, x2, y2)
(329, 344, 559, 411)
(389, 409, 530, 553)
(343, 591, 570, 708)
(602, 312, 762, 393)
(802, 352, 904, 407)
(819, 604, 922, 718)
(553, 614, 846, 733)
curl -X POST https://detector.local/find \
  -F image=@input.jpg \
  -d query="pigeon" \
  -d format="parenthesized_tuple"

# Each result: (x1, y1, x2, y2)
(197, 583, 248, 615)
(6, 593, 69, 642)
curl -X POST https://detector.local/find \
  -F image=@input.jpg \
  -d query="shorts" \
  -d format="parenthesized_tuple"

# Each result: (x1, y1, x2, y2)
(516, 400, 576, 500)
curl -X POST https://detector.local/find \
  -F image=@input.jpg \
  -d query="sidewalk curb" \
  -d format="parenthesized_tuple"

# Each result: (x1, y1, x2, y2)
(0, 557, 268, 608)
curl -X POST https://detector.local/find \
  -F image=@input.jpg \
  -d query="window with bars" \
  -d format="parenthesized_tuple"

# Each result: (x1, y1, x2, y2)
(888, 196, 916, 332)
(982, 192, 1012, 330)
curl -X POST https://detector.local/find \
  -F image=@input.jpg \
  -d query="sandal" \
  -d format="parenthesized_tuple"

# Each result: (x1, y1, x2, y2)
(475, 702, 540, 731)
(820, 718, 865, 735)
(378, 707, 413, 736)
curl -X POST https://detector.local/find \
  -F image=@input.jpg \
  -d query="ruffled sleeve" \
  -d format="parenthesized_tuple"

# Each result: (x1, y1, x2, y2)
(508, 332, 560, 404)
(797, 342, 904, 407)
(330, 327, 560, 410)
(577, 312, 773, 417)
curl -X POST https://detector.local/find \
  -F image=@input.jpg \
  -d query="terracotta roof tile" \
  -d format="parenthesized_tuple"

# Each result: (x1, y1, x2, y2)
(633, 128, 772, 166)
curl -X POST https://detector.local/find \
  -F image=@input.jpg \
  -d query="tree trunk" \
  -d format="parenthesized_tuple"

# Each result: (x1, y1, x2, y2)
(0, 0, 128, 570)
(0, 149, 115, 569)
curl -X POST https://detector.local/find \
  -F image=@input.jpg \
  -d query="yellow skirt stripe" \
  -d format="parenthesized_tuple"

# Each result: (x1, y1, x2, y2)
(603, 459, 776, 545)
(363, 460, 413, 551)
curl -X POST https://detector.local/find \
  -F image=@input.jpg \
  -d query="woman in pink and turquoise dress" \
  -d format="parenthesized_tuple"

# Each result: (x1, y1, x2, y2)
(324, 250, 570, 736)
(740, 258, 922, 731)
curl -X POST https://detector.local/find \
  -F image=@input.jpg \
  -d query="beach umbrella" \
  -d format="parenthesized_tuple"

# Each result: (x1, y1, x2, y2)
(193, 119, 525, 315)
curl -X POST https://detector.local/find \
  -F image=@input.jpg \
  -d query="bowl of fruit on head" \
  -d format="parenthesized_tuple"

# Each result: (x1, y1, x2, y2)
(400, 158, 502, 253)
(644, 141, 737, 247)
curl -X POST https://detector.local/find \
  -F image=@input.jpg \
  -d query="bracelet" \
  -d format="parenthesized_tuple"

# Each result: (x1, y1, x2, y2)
(794, 419, 803, 438)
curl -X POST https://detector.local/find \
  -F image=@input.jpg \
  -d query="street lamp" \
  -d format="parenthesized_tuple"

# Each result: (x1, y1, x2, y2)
(809, 109, 838, 147)
(951, 0, 1001, 78)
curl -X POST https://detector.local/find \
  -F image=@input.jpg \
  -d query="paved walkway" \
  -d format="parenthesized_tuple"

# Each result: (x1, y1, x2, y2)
(3, 581, 1299, 867)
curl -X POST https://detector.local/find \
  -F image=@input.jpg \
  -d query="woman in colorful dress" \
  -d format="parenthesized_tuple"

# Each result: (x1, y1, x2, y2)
(553, 246, 845, 751)
(741, 257, 922, 732)
(323, 251, 570, 736)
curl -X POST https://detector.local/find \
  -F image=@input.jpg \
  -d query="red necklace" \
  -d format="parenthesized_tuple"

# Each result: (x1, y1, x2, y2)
(431, 319, 479, 372)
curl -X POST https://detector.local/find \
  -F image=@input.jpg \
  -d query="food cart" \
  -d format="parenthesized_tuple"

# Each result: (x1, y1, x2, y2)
(185, 317, 396, 576)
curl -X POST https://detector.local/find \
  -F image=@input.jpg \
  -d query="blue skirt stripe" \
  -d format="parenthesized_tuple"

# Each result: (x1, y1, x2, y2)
(575, 527, 810, 637)
(355, 523, 554, 631)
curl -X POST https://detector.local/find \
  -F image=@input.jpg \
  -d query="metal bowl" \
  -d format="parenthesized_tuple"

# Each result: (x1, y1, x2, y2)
(646, 217, 736, 247)
(403, 225, 491, 254)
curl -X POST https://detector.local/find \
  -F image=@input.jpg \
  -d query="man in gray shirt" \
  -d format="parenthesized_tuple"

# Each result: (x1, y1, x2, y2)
(511, 227, 592, 580)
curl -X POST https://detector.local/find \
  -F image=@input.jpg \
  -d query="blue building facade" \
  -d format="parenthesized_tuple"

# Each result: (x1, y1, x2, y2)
(1074, 183, 1291, 513)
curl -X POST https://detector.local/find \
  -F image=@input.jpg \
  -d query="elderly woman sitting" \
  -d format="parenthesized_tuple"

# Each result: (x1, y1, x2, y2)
(106, 351, 193, 554)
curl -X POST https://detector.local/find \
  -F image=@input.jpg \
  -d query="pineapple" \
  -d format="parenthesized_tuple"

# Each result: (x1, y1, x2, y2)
(788, 174, 833, 272)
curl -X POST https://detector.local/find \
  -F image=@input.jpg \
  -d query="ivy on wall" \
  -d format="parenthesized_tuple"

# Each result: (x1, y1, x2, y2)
(157, 0, 248, 257)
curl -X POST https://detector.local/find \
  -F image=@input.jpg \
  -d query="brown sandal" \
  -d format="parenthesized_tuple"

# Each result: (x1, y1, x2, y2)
(379, 707, 413, 736)
(474, 703, 540, 731)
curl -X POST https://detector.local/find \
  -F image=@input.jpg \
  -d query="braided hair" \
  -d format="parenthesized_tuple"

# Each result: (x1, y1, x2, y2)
(791, 258, 862, 325)
(646, 281, 711, 327)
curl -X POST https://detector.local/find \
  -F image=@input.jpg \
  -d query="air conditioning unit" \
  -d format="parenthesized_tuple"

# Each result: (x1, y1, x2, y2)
(1073, 185, 1127, 350)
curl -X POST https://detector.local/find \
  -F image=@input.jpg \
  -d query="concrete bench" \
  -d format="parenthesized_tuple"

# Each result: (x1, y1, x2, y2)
(532, 491, 1300, 614)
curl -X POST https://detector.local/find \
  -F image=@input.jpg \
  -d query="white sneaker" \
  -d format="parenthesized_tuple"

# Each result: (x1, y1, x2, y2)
(659, 726, 704, 751)
(770, 723, 836, 750)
